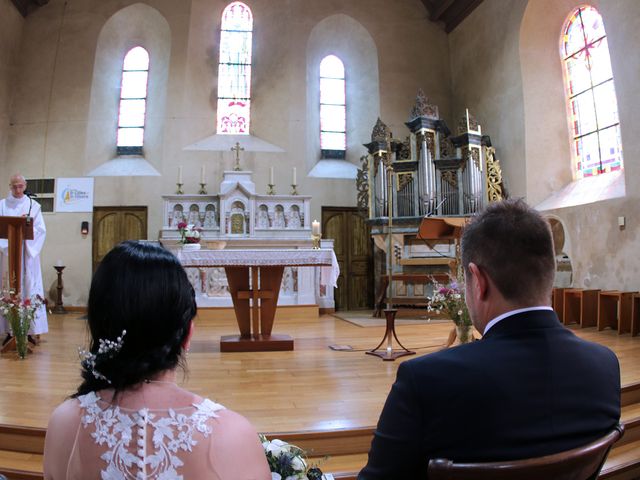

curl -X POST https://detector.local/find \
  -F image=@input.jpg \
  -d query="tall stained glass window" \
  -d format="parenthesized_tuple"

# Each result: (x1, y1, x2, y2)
(562, 6, 623, 178)
(217, 2, 252, 135)
(320, 55, 346, 158)
(117, 46, 149, 155)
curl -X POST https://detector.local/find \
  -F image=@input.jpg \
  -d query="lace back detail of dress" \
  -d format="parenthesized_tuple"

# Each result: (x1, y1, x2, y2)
(78, 391, 225, 480)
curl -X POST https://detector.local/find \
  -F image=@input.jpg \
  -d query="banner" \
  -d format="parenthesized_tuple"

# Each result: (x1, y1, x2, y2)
(55, 177, 94, 212)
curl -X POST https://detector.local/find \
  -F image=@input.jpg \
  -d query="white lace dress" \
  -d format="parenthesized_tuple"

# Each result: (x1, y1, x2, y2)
(44, 386, 270, 480)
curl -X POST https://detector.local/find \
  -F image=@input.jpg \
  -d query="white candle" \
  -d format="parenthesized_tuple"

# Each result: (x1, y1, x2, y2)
(312, 220, 320, 236)
(292, 167, 297, 185)
(55, 259, 63, 267)
(200, 165, 206, 184)
(178, 166, 183, 184)
(270, 166, 274, 185)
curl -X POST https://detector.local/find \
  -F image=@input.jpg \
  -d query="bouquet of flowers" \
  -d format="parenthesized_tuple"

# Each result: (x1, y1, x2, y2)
(0, 292, 44, 358)
(259, 435, 324, 480)
(177, 222, 202, 244)
(427, 277, 471, 328)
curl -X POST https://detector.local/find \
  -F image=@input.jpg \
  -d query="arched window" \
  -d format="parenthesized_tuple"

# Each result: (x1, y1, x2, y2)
(320, 55, 346, 158)
(217, 2, 253, 134)
(562, 6, 623, 178)
(117, 46, 149, 155)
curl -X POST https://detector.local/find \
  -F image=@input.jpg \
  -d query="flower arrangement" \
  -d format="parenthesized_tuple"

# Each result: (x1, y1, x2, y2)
(427, 276, 473, 332)
(259, 435, 324, 480)
(0, 292, 44, 358)
(177, 222, 202, 244)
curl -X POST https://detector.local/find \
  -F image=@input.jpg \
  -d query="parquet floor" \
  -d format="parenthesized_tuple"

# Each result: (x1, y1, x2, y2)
(1, 309, 639, 435)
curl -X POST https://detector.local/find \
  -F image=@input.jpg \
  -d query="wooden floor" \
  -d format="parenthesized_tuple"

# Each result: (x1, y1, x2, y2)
(1, 308, 639, 434)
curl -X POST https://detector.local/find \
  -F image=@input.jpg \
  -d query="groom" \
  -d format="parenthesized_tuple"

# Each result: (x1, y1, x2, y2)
(359, 199, 621, 479)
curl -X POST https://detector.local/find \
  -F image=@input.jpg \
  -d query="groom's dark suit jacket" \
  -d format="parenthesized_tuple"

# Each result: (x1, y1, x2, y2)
(359, 309, 621, 479)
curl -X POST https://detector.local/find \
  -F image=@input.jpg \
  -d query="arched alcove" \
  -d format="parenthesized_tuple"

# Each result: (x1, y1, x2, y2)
(85, 3, 171, 176)
(306, 14, 379, 179)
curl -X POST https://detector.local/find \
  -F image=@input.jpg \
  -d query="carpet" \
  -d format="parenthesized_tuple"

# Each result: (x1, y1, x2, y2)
(332, 310, 449, 328)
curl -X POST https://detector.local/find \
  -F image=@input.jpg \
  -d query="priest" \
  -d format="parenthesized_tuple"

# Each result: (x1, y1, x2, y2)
(0, 174, 48, 342)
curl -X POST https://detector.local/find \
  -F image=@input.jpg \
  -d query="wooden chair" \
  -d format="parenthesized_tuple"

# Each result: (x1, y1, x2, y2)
(563, 288, 599, 327)
(427, 423, 624, 480)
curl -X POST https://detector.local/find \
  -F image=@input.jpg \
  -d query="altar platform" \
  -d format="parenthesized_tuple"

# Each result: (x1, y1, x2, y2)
(1, 312, 640, 479)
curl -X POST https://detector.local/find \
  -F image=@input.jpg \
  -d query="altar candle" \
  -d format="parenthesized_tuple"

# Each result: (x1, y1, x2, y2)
(270, 166, 274, 185)
(312, 220, 320, 236)
(178, 166, 183, 184)
(200, 165, 206, 183)
(292, 167, 297, 185)
(55, 259, 63, 267)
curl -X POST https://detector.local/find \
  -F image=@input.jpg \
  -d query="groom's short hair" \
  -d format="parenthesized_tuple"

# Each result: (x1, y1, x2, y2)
(461, 198, 555, 304)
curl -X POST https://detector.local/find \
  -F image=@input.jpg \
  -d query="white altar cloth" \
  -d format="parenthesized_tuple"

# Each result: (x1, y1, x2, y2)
(176, 248, 340, 288)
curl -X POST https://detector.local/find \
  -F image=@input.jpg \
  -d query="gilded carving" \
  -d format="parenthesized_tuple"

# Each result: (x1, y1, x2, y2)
(484, 146, 504, 202)
(441, 170, 458, 187)
(396, 172, 413, 191)
(356, 155, 370, 212)
(409, 88, 439, 119)
(439, 137, 454, 158)
(397, 137, 411, 160)
(371, 117, 392, 143)
(230, 213, 245, 234)
(471, 147, 481, 170)
(458, 110, 481, 134)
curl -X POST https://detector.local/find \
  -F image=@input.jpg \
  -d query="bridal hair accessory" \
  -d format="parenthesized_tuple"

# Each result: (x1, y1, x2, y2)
(78, 330, 127, 384)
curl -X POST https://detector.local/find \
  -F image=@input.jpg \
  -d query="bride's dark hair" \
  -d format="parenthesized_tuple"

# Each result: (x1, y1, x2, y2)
(74, 241, 196, 396)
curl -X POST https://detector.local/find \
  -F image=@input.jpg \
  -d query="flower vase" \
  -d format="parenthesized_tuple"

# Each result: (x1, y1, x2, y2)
(7, 308, 28, 359)
(456, 324, 474, 344)
(182, 243, 201, 251)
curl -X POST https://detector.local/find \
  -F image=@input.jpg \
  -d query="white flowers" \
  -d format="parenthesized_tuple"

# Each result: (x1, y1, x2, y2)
(260, 435, 309, 480)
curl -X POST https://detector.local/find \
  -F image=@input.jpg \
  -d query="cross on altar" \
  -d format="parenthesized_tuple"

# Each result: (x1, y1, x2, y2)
(231, 142, 245, 171)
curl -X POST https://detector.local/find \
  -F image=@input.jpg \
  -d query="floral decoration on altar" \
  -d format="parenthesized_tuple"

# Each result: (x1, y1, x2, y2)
(259, 435, 325, 480)
(177, 222, 202, 244)
(0, 292, 44, 358)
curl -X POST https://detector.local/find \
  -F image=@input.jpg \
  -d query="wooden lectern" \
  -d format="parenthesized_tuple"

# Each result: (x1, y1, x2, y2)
(0, 216, 34, 353)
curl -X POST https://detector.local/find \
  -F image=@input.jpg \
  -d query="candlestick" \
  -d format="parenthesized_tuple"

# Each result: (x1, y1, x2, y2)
(200, 165, 206, 184)
(267, 183, 276, 195)
(178, 166, 183, 184)
(291, 184, 298, 195)
(53, 265, 67, 314)
(198, 182, 207, 194)
(176, 182, 184, 195)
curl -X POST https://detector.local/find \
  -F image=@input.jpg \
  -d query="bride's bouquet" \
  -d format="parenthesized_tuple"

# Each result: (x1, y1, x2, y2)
(259, 435, 324, 480)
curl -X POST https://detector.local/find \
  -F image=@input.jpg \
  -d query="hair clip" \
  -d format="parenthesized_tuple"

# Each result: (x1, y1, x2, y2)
(78, 330, 127, 384)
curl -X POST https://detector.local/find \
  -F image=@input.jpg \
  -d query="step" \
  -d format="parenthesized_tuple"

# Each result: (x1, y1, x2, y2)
(0, 450, 43, 480)
(600, 439, 640, 479)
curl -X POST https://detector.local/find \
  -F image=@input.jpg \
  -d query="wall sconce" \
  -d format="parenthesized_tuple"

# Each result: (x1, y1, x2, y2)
(81, 221, 89, 235)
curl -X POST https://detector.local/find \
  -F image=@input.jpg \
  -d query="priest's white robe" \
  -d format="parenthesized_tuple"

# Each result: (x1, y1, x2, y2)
(0, 194, 48, 334)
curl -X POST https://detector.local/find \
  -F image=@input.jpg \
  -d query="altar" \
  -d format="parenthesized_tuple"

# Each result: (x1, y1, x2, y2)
(176, 248, 339, 351)
(159, 170, 336, 311)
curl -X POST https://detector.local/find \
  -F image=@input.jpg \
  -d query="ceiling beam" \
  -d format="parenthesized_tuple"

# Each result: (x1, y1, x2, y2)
(10, 0, 49, 17)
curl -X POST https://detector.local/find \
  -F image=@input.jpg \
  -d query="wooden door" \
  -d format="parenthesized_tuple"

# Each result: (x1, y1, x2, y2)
(322, 207, 373, 311)
(92, 207, 147, 272)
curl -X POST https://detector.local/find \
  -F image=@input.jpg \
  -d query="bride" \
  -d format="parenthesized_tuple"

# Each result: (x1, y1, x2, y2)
(43, 241, 270, 479)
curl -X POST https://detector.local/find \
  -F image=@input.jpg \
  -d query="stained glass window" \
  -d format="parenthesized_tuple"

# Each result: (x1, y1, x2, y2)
(562, 6, 623, 178)
(117, 46, 149, 155)
(320, 55, 346, 158)
(216, 2, 252, 135)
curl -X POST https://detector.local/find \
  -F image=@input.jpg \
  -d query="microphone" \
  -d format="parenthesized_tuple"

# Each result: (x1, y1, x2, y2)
(24, 190, 37, 198)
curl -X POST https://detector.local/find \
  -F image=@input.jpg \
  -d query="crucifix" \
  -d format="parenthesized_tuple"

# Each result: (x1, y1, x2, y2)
(231, 142, 245, 171)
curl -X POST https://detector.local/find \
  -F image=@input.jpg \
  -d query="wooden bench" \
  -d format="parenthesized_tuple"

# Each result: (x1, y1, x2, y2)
(552, 287, 566, 323)
(563, 288, 600, 327)
(598, 291, 637, 334)
(631, 293, 640, 337)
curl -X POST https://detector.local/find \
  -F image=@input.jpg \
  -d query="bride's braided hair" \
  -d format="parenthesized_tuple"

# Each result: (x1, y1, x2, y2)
(74, 241, 196, 397)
